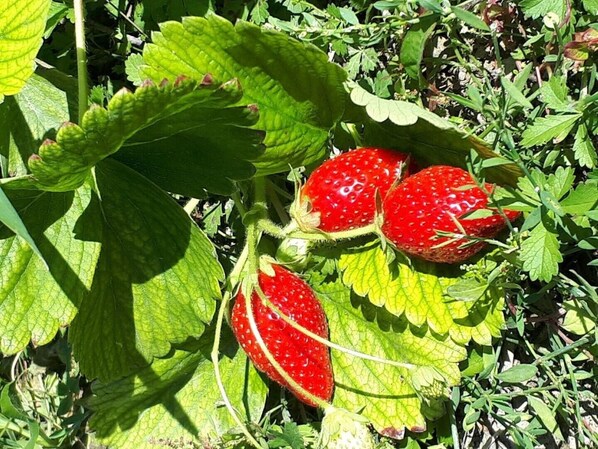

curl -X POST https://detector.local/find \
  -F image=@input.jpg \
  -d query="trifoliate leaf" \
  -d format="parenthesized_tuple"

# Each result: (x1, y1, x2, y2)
(520, 220, 562, 282)
(89, 329, 267, 448)
(0, 186, 100, 354)
(0, 0, 51, 96)
(521, 113, 581, 148)
(351, 85, 522, 186)
(69, 160, 223, 381)
(573, 123, 597, 169)
(6, 76, 263, 197)
(338, 242, 504, 345)
(315, 281, 466, 437)
(138, 15, 347, 174)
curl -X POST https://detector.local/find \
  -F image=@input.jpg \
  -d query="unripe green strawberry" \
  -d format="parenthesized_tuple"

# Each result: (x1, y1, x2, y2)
(294, 147, 415, 232)
(317, 407, 376, 449)
(275, 237, 312, 271)
(231, 264, 333, 407)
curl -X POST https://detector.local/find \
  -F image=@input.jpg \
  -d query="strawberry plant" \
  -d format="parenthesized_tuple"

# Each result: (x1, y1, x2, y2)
(1, 1, 597, 449)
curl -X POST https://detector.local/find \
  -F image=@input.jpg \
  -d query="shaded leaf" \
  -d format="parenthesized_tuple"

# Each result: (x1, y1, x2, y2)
(561, 299, 596, 335)
(0, 68, 77, 178)
(0, 0, 51, 96)
(0, 186, 100, 354)
(69, 160, 223, 381)
(138, 15, 347, 174)
(0, 186, 44, 262)
(4, 76, 263, 197)
(89, 329, 267, 448)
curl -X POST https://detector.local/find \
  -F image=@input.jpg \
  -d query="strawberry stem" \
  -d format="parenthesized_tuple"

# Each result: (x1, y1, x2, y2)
(257, 218, 378, 242)
(211, 290, 262, 449)
(211, 241, 261, 449)
(255, 290, 417, 370)
(73, 0, 89, 123)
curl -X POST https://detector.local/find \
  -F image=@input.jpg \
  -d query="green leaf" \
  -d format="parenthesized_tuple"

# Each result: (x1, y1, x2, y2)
(544, 166, 574, 200)
(450, 7, 490, 32)
(316, 281, 466, 436)
(561, 298, 596, 335)
(446, 279, 488, 302)
(520, 220, 562, 282)
(573, 123, 597, 169)
(400, 14, 439, 83)
(0, 187, 45, 263)
(125, 53, 144, 85)
(519, 0, 567, 19)
(0, 0, 51, 96)
(89, 330, 267, 448)
(496, 364, 538, 383)
(582, 0, 598, 12)
(521, 114, 581, 148)
(5, 76, 263, 197)
(501, 77, 533, 109)
(338, 242, 505, 345)
(0, 186, 100, 354)
(0, 68, 77, 178)
(528, 396, 562, 441)
(351, 85, 522, 186)
(561, 182, 598, 215)
(138, 15, 347, 174)
(539, 76, 569, 110)
(69, 160, 223, 381)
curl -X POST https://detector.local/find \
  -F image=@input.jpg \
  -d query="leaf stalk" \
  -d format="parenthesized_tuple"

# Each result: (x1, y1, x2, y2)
(73, 0, 89, 123)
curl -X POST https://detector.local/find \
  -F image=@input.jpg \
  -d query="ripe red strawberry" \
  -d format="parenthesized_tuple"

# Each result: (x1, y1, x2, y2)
(381, 165, 519, 264)
(231, 264, 333, 407)
(294, 147, 415, 232)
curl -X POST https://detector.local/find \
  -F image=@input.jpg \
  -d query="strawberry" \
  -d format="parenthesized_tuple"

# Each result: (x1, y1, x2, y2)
(230, 264, 333, 407)
(293, 147, 414, 232)
(381, 165, 519, 264)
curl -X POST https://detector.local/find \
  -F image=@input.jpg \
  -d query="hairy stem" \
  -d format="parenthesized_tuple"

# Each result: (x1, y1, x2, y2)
(73, 0, 89, 123)
(257, 290, 416, 370)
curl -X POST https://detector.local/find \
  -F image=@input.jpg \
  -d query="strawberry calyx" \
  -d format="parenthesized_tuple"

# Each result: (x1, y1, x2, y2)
(317, 407, 376, 449)
(289, 193, 322, 232)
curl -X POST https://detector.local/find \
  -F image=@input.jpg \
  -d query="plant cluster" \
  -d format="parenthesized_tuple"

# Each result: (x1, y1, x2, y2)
(0, 1, 597, 449)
